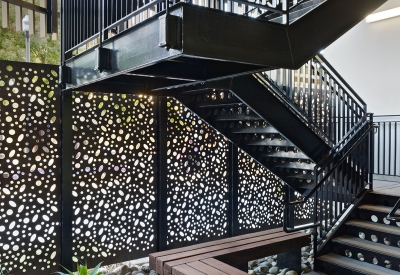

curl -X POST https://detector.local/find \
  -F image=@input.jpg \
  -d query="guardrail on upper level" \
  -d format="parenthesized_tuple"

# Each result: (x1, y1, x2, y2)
(261, 54, 367, 147)
(60, 0, 325, 62)
(1, 0, 57, 36)
(374, 115, 400, 180)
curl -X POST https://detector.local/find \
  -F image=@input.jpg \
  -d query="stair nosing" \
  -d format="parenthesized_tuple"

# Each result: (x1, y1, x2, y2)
(346, 219, 400, 235)
(318, 253, 400, 275)
(332, 235, 400, 258)
(358, 204, 400, 215)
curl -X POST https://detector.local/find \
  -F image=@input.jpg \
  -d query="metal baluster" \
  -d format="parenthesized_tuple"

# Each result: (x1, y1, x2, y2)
(389, 122, 392, 175)
(383, 122, 386, 175)
(336, 84, 341, 142)
(377, 122, 381, 174)
(329, 163, 333, 230)
(319, 65, 324, 132)
(341, 88, 345, 140)
(308, 60, 312, 118)
(396, 122, 398, 176)
(313, 60, 318, 125)
(334, 160, 338, 222)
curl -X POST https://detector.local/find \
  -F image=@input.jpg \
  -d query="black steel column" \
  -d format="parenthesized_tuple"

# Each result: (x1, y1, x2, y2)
(60, 90, 74, 271)
(228, 143, 239, 237)
(284, 185, 295, 229)
(157, 96, 169, 251)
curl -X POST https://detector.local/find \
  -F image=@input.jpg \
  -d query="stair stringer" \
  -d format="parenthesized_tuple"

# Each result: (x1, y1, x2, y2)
(226, 74, 331, 164)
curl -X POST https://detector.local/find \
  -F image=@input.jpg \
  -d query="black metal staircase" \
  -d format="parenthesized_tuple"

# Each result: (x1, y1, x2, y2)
(59, 1, 387, 273)
(317, 192, 400, 275)
(60, 0, 387, 91)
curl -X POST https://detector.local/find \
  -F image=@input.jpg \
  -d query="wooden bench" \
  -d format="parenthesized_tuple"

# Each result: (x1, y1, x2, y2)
(150, 228, 311, 275)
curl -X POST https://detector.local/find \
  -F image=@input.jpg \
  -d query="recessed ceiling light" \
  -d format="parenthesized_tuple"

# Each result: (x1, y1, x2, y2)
(366, 7, 400, 23)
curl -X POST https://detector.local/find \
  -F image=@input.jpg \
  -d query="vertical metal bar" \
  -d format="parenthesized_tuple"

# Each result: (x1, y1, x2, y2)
(337, 84, 341, 142)
(328, 165, 333, 229)
(322, 68, 327, 134)
(60, 0, 65, 65)
(341, 88, 345, 140)
(334, 161, 338, 221)
(368, 117, 374, 190)
(324, 167, 328, 234)
(308, 60, 312, 119)
(383, 122, 386, 175)
(61, 90, 74, 271)
(377, 122, 381, 174)
(313, 60, 318, 124)
(318, 63, 323, 129)
(395, 122, 397, 177)
(389, 122, 392, 175)
(228, 144, 239, 237)
(157, 96, 168, 252)
(99, 0, 104, 48)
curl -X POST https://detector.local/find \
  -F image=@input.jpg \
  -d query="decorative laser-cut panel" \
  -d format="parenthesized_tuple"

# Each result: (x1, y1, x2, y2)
(71, 92, 157, 265)
(294, 192, 314, 226)
(237, 150, 285, 234)
(166, 98, 229, 248)
(0, 61, 61, 274)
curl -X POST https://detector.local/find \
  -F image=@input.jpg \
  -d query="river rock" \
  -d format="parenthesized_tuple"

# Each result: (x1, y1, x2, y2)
(269, 266, 280, 274)
(248, 270, 256, 275)
(286, 271, 298, 275)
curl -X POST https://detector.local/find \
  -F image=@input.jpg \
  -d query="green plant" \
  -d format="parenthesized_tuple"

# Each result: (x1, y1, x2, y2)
(56, 262, 102, 275)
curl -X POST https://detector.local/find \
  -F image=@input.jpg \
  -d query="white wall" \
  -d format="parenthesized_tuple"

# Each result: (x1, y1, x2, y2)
(323, 0, 400, 116)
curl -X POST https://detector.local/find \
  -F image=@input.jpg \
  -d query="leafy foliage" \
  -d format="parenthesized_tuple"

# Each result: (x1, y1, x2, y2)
(0, 1, 60, 64)
(56, 262, 103, 275)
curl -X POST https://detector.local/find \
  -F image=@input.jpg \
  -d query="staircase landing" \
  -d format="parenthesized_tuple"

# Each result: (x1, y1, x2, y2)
(372, 180, 400, 196)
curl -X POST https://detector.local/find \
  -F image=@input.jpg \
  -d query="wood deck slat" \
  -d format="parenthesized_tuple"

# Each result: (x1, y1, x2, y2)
(164, 233, 310, 275)
(200, 258, 248, 275)
(172, 264, 206, 275)
(149, 227, 283, 269)
(156, 231, 298, 274)
(187, 261, 230, 275)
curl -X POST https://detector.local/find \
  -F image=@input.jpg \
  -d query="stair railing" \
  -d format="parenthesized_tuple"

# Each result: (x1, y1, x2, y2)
(283, 114, 376, 239)
(387, 199, 400, 222)
(374, 115, 400, 178)
(261, 54, 367, 146)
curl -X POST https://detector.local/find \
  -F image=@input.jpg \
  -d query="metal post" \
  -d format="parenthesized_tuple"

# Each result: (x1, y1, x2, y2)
(25, 32, 31, 62)
(156, 96, 168, 252)
(313, 169, 318, 270)
(369, 113, 374, 190)
(228, 143, 239, 237)
(60, 90, 74, 271)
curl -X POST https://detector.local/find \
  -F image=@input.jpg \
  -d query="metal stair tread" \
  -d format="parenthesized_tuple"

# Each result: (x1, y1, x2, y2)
(273, 162, 315, 170)
(318, 253, 400, 275)
(332, 236, 400, 258)
(259, 151, 309, 160)
(346, 220, 400, 235)
(358, 204, 400, 215)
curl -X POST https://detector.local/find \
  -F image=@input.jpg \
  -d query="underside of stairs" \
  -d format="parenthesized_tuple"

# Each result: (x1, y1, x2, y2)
(317, 191, 400, 275)
(62, 0, 387, 91)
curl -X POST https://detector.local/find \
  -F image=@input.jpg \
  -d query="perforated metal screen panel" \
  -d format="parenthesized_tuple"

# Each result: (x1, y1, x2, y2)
(165, 98, 230, 248)
(71, 93, 157, 265)
(0, 61, 61, 274)
(237, 150, 285, 234)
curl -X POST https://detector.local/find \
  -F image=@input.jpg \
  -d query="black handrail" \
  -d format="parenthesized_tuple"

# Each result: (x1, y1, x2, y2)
(262, 55, 367, 145)
(387, 199, 400, 222)
(315, 54, 366, 110)
(283, 120, 376, 233)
